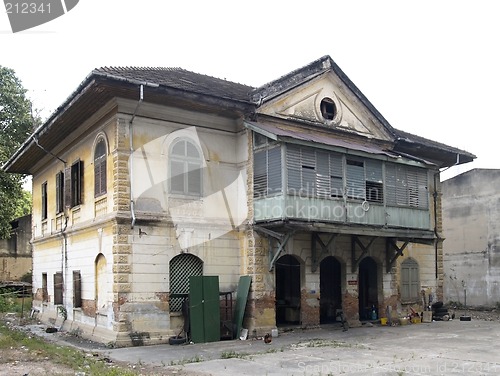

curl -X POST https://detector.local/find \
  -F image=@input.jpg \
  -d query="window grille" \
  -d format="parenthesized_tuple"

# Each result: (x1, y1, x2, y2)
(169, 254, 203, 312)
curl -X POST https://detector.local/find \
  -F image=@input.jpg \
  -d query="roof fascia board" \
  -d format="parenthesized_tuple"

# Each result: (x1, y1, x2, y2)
(245, 121, 431, 168)
(244, 121, 278, 141)
(3, 77, 97, 172)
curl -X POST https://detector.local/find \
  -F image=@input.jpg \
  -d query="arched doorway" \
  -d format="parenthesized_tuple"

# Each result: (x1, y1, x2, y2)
(358, 257, 379, 320)
(275, 255, 301, 326)
(320, 256, 342, 324)
(169, 254, 203, 313)
(95, 254, 107, 314)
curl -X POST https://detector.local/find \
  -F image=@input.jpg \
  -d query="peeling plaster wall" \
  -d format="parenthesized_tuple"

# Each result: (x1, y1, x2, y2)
(442, 169, 500, 307)
(29, 97, 251, 346)
(247, 233, 400, 332)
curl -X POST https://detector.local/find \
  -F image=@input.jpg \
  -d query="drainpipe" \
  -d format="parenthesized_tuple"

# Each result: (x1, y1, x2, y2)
(129, 84, 144, 229)
(433, 153, 460, 278)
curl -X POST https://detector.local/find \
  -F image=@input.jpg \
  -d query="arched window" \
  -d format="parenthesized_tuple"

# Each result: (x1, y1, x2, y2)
(94, 137, 107, 197)
(169, 139, 202, 196)
(401, 258, 420, 302)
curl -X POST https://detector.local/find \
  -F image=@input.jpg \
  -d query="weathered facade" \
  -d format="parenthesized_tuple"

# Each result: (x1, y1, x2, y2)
(442, 169, 500, 307)
(3, 56, 474, 346)
(0, 214, 32, 282)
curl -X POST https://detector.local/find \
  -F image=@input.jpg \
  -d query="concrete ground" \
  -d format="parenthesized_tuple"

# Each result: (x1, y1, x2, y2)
(102, 318, 500, 375)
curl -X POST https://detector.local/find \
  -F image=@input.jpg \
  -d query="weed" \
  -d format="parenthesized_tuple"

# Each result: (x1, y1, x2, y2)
(221, 350, 251, 359)
(305, 339, 352, 348)
(169, 355, 205, 365)
(0, 322, 137, 375)
(57, 305, 67, 320)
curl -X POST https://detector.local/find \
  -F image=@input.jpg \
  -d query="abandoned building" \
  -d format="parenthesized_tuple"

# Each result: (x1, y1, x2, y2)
(3, 55, 474, 346)
(442, 169, 500, 307)
(0, 214, 32, 282)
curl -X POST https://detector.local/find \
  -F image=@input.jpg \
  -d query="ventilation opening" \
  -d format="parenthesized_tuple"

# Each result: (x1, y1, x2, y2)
(169, 254, 203, 312)
(320, 98, 337, 120)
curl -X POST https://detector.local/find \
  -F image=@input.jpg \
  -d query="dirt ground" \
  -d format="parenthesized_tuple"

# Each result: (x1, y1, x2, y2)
(1, 308, 500, 376)
(0, 313, 198, 376)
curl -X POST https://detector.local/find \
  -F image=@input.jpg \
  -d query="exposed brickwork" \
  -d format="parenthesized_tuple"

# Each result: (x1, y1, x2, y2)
(244, 229, 276, 331)
(301, 289, 320, 327)
(34, 288, 45, 302)
(81, 299, 96, 318)
(381, 294, 400, 319)
(155, 292, 170, 312)
(342, 291, 359, 321)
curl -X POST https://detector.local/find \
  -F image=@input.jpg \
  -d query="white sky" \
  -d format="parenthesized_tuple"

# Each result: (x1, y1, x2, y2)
(2, 0, 499, 181)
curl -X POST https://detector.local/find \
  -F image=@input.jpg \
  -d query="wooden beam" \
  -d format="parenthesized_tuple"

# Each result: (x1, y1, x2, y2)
(351, 235, 377, 272)
(386, 238, 409, 273)
(311, 233, 338, 272)
(269, 231, 294, 272)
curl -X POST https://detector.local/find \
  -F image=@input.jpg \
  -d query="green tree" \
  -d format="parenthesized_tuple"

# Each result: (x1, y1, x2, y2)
(0, 66, 35, 239)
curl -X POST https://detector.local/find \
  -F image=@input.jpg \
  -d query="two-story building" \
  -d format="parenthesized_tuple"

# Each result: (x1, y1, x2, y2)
(3, 56, 474, 346)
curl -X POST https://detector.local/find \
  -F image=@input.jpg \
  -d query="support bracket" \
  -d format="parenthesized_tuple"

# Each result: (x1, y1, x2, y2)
(351, 235, 377, 273)
(254, 226, 294, 272)
(386, 238, 409, 273)
(311, 232, 338, 272)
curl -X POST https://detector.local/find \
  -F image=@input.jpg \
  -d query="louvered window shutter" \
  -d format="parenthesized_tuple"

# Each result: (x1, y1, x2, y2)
(286, 145, 301, 193)
(267, 146, 282, 194)
(64, 166, 72, 208)
(346, 159, 365, 199)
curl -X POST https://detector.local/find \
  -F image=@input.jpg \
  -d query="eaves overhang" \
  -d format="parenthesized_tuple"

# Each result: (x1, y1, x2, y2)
(254, 219, 436, 245)
(394, 131, 476, 169)
(245, 120, 435, 167)
(4, 72, 256, 174)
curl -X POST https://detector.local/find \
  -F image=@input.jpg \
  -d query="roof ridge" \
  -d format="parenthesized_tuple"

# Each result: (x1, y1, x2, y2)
(96, 66, 184, 72)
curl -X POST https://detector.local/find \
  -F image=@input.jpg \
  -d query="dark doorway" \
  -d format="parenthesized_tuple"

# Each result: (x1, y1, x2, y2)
(358, 257, 379, 320)
(320, 256, 342, 324)
(275, 255, 301, 326)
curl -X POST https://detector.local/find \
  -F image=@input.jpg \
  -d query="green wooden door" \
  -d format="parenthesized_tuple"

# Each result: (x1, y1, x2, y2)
(189, 276, 220, 343)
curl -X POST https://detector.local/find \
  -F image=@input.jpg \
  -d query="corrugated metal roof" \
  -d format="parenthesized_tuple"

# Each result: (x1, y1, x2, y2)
(245, 121, 400, 159)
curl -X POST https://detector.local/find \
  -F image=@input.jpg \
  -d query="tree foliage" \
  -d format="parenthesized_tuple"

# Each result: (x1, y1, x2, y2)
(0, 66, 35, 239)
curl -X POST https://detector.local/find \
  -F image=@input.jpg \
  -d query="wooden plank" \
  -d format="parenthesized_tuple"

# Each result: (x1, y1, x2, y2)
(233, 275, 252, 339)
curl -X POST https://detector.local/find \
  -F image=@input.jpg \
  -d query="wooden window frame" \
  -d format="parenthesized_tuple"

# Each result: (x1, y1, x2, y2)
(54, 272, 63, 305)
(65, 160, 84, 208)
(73, 270, 82, 308)
(94, 138, 107, 197)
(56, 171, 64, 214)
(41, 181, 48, 220)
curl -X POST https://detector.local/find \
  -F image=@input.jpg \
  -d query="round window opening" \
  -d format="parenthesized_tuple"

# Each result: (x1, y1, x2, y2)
(320, 97, 337, 121)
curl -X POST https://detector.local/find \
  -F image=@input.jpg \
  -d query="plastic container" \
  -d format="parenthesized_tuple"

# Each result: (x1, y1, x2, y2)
(380, 317, 388, 326)
(271, 328, 278, 337)
(399, 317, 409, 326)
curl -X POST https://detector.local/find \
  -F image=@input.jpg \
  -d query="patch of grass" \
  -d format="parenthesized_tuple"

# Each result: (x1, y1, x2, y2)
(170, 354, 204, 365)
(304, 339, 353, 348)
(0, 291, 32, 315)
(0, 322, 137, 375)
(221, 350, 252, 359)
